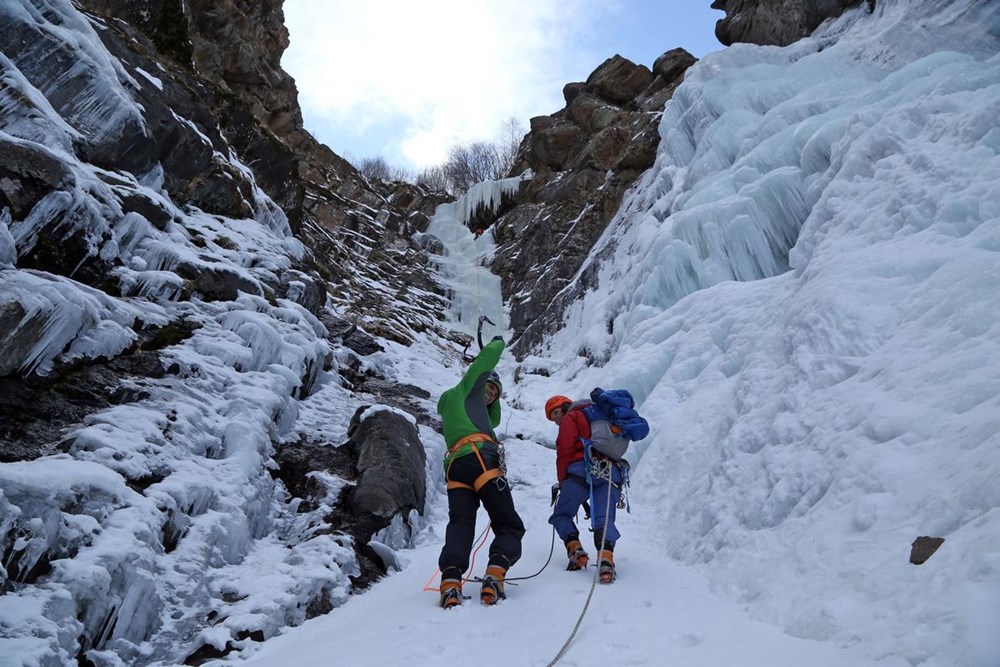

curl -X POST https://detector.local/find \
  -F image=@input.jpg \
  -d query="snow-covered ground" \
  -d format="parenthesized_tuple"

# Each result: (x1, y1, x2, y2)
(230, 420, 896, 667)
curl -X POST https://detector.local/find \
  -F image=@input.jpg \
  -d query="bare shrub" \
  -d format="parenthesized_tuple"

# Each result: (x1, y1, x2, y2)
(441, 118, 525, 194)
(416, 165, 450, 192)
(355, 156, 412, 183)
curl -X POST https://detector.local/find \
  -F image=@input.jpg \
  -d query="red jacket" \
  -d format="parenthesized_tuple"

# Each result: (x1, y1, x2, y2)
(555, 405, 591, 483)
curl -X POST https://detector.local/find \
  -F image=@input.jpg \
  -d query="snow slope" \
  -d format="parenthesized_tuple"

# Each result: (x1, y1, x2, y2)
(233, 426, 894, 667)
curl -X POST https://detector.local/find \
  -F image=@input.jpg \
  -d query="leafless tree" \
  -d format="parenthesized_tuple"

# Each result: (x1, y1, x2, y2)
(356, 155, 390, 181)
(347, 118, 526, 194)
(442, 142, 497, 193)
(416, 165, 450, 192)
(441, 117, 525, 194)
(497, 117, 525, 175)
(355, 155, 412, 183)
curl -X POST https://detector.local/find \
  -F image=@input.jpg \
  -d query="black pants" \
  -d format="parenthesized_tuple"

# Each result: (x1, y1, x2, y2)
(438, 447, 525, 576)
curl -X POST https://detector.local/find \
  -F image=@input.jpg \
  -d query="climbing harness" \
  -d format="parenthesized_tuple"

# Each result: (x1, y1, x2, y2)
(445, 434, 503, 493)
(586, 444, 631, 513)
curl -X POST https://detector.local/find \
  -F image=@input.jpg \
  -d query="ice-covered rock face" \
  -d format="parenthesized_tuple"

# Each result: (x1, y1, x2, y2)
(522, 0, 1000, 663)
(482, 49, 698, 356)
(0, 0, 443, 664)
(82, 0, 308, 226)
(0, 2, 324, 663)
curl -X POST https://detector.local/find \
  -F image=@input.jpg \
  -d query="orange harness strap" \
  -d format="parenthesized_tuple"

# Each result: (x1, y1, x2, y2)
(446, 434, 500, 492)
(448, 432, 494, 454)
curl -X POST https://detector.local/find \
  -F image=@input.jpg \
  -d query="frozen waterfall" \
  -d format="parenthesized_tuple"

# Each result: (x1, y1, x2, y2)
(425, 177, 521, 339)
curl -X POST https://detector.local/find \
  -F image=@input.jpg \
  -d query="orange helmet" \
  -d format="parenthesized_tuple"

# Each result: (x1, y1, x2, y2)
(544, 395, 572, 421)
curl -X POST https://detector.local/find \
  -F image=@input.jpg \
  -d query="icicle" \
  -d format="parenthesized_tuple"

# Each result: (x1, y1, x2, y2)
(426, 176, 525, 337)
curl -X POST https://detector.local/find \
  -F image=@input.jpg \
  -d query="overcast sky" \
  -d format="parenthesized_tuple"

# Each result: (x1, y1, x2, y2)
(281, 0, 724, 173)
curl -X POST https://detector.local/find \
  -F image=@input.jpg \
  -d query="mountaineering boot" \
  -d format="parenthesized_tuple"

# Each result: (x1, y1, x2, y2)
(598, 549, 615, 584)
(480, 564, 507, 605)
(439, 577, 463, 609)
(565, 538, 589, 571)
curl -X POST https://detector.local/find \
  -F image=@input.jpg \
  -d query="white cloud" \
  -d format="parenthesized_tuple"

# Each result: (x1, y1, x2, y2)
(282, 0, 617, 169)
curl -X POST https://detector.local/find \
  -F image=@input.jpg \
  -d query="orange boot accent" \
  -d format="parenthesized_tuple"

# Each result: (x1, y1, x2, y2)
(598, 549, 615, 584)
(565, 539, 589, 571)
(439, 578, 463, 608)
(480, 565, 507, 605)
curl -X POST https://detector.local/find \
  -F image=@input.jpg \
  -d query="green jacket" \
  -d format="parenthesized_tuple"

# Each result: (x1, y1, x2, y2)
(437, 338, 503, 469)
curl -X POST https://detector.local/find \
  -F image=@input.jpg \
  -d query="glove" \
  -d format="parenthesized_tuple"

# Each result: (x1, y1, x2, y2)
(550, 483, 560, 506)
(491, 335, 504, 345)
(582, 500, 591, 521)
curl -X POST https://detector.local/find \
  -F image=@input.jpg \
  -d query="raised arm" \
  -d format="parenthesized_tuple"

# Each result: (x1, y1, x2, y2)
(455, 337, 504, 397)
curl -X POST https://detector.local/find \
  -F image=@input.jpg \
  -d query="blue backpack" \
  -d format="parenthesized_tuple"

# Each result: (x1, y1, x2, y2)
(582, 387, 650, 460)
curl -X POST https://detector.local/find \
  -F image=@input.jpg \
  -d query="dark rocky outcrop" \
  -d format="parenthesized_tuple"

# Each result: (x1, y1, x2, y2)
(910, 536, 945, 565)
(273, 405, 426, 588)
(711, 0, 875, 47)
(481, 50, 697, 355)
(0, 139, 74, 219)
(79, 0, 455, 342)
(344, 407, 426, 530)
(83, 0, 306, 225)
(0, 320, 193, 463)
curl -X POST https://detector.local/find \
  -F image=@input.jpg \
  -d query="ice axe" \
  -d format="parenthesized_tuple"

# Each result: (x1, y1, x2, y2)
(477, 315, 496, 350)
(461, 315, 497, 363)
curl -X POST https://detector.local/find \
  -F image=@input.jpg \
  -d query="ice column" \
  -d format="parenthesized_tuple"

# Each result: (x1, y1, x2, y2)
(426, 177, 521, 338)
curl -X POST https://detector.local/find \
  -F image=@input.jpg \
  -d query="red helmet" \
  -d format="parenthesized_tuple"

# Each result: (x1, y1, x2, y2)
(544, 395, 572, 421)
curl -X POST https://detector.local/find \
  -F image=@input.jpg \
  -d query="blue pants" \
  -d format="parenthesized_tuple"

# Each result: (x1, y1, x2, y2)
(549, 460, 622, 548)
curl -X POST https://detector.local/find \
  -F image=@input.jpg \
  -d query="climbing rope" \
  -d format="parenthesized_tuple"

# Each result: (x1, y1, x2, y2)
(475, 231, 482, 325)
(504, 525, 557, 583)
(422, 523, 492, 592)
(427, 472, 561, 592)
(429, 501, 558, 592)
(544, 469, 615, 667)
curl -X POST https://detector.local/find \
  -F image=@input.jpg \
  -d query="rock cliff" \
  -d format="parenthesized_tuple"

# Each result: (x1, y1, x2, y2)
(711, 0, 876, 47)
(0, 0, 447, 662)
(482, 49, 697, 355)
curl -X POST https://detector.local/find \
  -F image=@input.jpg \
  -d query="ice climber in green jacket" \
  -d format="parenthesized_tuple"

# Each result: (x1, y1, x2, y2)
(436, 336, 524, 608)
